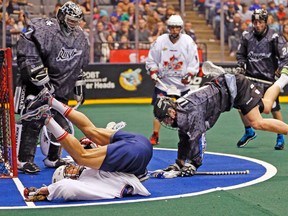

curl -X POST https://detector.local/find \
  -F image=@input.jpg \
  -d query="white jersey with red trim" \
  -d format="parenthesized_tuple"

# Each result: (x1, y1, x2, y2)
(146, 33, 199, 92)
(47, 168, 150, 201)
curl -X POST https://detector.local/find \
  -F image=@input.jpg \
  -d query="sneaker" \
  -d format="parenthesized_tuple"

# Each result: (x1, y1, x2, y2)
(20, 105, 51, 125)
(27, 88, 53, 111)
(150, 133, 159, 145)
(43, 158, 69, 168)
(237, 132, 257, 148)
(275, 135, 285, 150)
(18, 162, 41, 174)
(106, 121, 127, 131)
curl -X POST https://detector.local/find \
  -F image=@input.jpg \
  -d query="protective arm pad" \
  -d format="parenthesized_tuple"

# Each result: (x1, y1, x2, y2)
(74, 75, 86, 104)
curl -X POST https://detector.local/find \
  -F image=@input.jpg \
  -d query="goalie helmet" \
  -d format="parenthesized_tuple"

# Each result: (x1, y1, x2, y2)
(56, 1, 83, 32)
(52, 164, 85, 183)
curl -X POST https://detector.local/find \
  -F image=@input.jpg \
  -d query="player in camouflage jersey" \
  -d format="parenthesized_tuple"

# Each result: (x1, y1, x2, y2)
(153, 73, 288, 177)
(236, 9, 288, 150)
(15, 1, 89, 173)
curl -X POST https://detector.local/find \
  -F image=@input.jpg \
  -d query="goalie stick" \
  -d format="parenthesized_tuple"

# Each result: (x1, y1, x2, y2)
(202, 61, 273, 85)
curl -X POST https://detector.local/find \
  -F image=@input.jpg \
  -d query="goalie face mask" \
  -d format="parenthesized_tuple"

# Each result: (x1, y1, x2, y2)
(52, 164, 85, 183)
(57, 1, 83, 32)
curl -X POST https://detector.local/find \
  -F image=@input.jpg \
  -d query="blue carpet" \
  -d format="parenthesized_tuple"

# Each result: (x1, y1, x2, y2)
(0, 148, 273, 208)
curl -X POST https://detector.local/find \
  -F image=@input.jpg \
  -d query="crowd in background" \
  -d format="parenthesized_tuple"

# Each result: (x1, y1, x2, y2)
(200, 0, 288, 56)
(2, 0, 288, 62)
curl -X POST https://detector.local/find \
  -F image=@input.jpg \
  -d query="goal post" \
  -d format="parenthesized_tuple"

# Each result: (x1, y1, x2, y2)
(0, 48, 18, 178)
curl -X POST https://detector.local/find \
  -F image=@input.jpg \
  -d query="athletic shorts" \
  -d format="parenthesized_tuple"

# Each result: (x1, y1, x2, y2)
(100, 130, 153, 177)
(233, 74, 264, 115)
(251, 80, 280, 112)
(151, 87, 190, 105)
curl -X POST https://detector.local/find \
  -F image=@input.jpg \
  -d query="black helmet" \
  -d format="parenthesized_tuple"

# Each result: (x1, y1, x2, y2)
(153, 96, 176, 122)
(252, 9, 268, 23)
(56, 1, 83, 32)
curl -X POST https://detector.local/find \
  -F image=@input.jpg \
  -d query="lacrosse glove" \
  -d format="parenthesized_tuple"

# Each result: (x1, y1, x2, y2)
(179, 163, 197, 177)
(23, 187, 47, 202)
(181, 72, 194, 85)
(79, 137, 98, 149)
(235, 62, 246, 75)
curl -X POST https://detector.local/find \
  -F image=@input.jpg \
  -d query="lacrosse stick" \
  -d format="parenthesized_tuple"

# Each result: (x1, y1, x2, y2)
(156, 77, 181, 97)
(195, 170, 250, 175)
(202, 61, 273, 85)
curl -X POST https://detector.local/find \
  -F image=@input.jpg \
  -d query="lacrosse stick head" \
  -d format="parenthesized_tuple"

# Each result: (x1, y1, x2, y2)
(202, 61, 226, 77)
(166, 85, 181, 97)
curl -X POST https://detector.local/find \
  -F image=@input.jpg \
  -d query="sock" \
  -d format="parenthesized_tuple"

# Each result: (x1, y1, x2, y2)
(277, 134, 284, 140)
(45, 117, 68, 142)
(275, 73, 288, 90)
(245, 126, 254, 135)
(51, 98, 72, 117)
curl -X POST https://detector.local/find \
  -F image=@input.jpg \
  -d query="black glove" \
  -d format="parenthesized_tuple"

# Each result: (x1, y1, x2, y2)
(235, 62, 246, 75)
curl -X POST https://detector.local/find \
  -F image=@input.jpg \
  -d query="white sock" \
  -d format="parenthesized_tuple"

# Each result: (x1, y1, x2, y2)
(45, 118, 68, 142)
(51, 98, 72, 117)
(275, 74, 288, 90)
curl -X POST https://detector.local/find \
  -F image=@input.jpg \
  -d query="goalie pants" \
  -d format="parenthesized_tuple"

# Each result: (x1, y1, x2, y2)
(18, 109, 71, 163)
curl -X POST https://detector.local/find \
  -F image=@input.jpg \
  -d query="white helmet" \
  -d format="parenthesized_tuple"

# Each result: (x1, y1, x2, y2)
(51, 164, 85, 183)
(52, 165, 66, 183)
(167, 15, 184, 27)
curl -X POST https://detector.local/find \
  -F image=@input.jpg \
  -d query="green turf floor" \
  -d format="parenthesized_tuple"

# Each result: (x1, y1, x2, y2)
(3, 104, 288, 216)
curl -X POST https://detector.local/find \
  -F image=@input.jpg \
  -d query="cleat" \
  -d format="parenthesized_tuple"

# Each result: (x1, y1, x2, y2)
(163, 163, 181, 172)
(27, 88, 53, 111)
(137, 169, 149, 182)
(150, 132, 159, 145)
(43, 158, 69, 168)
(20, 105, 51, 125)
(275, 135, 285, 150)
(106, 121, 127, 131)
(237, 132, 257, 148)
(18, 162, 41, 173)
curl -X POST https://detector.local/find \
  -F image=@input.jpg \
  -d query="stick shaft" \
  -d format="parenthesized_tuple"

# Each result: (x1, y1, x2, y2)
(195, 170, 249, 175)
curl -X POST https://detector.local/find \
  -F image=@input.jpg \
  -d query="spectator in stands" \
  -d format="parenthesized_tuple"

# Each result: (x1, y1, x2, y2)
(107, 33, 116, 51)
(228, 14, 247, 57)
(118, 0, 133, 13)
(161, 5, 175, 23)
(267, 1, 278, 20)
(151, 20, 167, 42)
(111, 6, 124, 21)
(238, 3, 253, 23)
(49, 3, 62, 18)
(224, 4, 236, 42)
(6, 0, 33, 15)
(94, 21, 110, 62)
(98, 9, 110, 29)
(204, 0, 220, 26)
(79, 18, 90, 45)
(141, 2, 153, 21)
(281, 23, 288, 41)
(116, 20, 135, 45)
(138, 18, 152, 49)
(276, 3, 286, 25)
(107, 14, 121, 39)
(183, 21, 197, 42)
(267, 13, 280, 32)
(249, 0, 261, 11)
(118, 35, 131, 49)
(80, 0, 97, 15)
(121, 4, 135, 26)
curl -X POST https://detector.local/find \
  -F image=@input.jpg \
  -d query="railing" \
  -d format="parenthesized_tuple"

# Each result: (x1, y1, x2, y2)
(5, 33, 207, 64)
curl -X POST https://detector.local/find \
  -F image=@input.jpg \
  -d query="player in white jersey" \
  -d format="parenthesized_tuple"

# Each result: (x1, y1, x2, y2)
(24, 164, 150, 202)
(146, 14, 200, 145)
